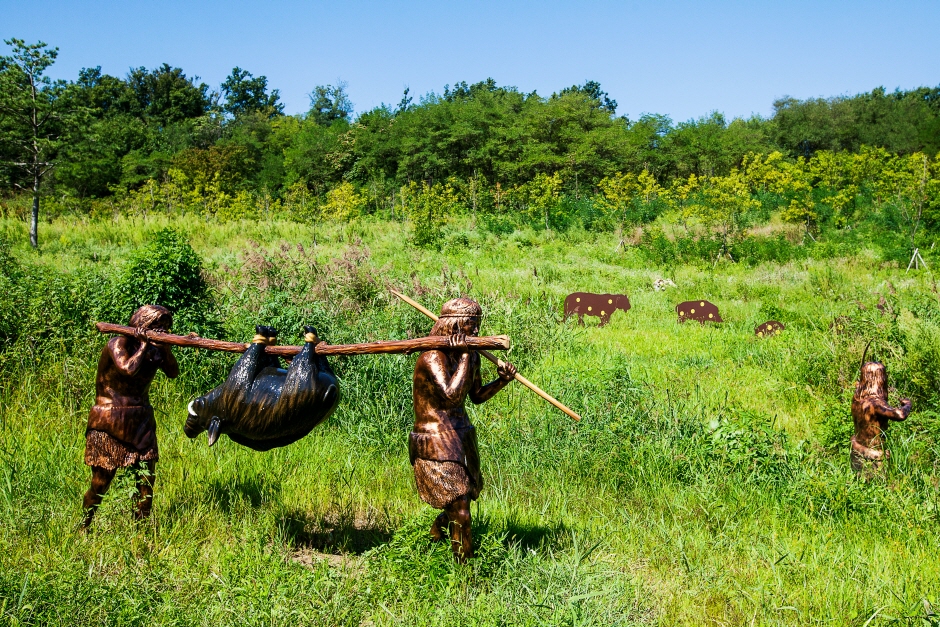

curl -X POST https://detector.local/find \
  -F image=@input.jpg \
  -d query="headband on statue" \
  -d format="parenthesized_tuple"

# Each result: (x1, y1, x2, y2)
(438, 298, 482, 319)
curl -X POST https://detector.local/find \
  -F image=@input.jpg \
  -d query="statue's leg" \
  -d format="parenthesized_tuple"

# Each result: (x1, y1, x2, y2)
(133, 460, 156, 521)
(222, 341, 267, 405)
(81, 466, 116, 529)
(430, 511, 448, 542)
(445, 495, 473, 563)
(273, 327, 337, 420)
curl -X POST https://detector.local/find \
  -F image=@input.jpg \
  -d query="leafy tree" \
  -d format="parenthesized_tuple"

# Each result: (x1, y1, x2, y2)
(403, 181, 457, 248)
(557, 79, 618, 115)
(54, 67, 149, 197)
(126, 63, 212, 127)
(322, 181, 366, 221)
(771, 85, 940, 158)
(282, 115, 347, 194)
(0, 39, 67, 247)
(221, 67, 283, 118)
(308, 82, 353, 126)
(681, 171, 759, 260)
(395, 87, 413, 114)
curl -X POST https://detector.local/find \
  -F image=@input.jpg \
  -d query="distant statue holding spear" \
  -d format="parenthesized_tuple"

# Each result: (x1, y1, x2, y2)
(851, 348, 911, 479)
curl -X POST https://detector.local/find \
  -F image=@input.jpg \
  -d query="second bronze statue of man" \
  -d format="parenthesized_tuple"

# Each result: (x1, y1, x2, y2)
(82, 305, 179, 529)
(410, 298, 516, 562)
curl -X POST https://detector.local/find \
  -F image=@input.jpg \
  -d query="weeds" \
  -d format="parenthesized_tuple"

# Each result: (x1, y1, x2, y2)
(0, 215, 938, 625)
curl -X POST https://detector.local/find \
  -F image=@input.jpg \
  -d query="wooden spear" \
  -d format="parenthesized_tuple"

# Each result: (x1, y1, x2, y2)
(390, 289, 582, 421)
(95, 322, 510, 357)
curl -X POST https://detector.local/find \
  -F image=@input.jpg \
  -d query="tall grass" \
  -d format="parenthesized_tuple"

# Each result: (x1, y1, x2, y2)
(0, 215, 938, 625)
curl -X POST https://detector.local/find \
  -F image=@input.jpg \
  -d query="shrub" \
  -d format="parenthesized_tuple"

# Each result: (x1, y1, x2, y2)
(120, 228, 207, 313)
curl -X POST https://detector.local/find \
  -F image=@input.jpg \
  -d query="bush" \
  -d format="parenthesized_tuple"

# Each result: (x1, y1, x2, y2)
(119, 228, 209, 319)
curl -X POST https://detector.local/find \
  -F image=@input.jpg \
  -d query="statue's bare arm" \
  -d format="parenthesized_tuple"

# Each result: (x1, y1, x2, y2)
(872, 397, 911, 422)
(469, 359, 516, 405)
(160, 345, 180, 379)
(109, 336, 150, 376)
(423, 350, 475, 403)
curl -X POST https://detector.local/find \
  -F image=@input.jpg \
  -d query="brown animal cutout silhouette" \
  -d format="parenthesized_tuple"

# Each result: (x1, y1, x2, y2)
(564, 292, 631, 327)
(676, 300, 722, 324)
(754, 320, 785, 338)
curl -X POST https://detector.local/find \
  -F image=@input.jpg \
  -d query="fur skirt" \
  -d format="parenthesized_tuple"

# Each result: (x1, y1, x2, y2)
(85, 429, 158, 471)
(413, 458, 480, 509)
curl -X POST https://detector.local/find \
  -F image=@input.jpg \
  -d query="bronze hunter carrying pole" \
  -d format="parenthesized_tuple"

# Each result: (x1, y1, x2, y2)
(94, 322, 510, 356)
(390, 289, 582, 422)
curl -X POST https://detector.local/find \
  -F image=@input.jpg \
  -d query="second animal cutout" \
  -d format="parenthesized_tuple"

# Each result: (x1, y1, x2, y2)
(676, 300, 723, 324)
(755, 320, 785, 338)
(564, 293, 631, 327)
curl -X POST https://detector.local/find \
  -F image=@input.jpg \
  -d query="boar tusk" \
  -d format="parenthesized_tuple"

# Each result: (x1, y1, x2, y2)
(207, 417, 221, 447)
(188, 400, 197, 417)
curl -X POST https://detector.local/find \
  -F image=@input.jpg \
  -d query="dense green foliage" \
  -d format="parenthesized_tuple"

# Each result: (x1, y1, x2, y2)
(1, 39, 939, 622)
(2, 38, 939, 251)
(0, 216, 939, 624)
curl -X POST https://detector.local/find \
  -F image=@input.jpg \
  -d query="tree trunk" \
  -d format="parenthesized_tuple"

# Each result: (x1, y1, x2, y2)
(30, 174, 39, 248)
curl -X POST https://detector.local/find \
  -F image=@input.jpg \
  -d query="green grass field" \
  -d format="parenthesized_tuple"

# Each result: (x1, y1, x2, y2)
(1, 216, 939, 626)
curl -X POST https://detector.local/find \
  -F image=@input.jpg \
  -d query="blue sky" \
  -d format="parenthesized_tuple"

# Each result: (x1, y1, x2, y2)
(3, 0, 938, 122)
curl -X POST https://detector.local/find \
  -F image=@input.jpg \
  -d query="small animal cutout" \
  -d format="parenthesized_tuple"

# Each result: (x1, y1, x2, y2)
(830, 316, 851, 335)
(676, 300, 723, 324)
(564, 292, 631, 327)
(755, 320, 785, 338)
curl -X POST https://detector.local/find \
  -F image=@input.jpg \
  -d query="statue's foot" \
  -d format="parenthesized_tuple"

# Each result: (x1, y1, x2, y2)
(430, 512, 448, 542)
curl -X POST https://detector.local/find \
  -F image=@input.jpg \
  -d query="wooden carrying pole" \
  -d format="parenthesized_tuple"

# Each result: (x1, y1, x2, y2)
(95, 322, 510, 357)
(390, 289, 582, 422)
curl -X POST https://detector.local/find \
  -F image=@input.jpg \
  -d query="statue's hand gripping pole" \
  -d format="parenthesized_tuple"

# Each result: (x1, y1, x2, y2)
(390, 289, 582, 422)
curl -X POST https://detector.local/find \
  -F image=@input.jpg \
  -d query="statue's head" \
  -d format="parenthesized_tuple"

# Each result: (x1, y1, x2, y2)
(856, 361, 888, 400)
(129, 304, 172, 333)
(431, 298, 482, 337)
(613, 294, 631, 312)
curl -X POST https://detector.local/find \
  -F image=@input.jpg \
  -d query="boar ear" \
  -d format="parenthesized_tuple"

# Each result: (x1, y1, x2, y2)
(207, 417, 221, 447)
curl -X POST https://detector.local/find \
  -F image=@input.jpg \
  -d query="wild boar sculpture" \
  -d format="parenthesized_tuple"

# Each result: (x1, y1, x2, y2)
(184, 325, 339, 451)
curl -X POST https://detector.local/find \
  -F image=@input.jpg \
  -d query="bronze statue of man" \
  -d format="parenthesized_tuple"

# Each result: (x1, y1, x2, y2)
(81, 304, 179, 528)
(851, 361, 911, 478)
(410, 297, 516, 562)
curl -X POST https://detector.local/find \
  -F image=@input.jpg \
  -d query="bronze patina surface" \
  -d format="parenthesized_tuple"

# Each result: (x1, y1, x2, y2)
(82, 305, 179, 529)
(411, 298, 516, 562)
(851, 361, 911, 479)
(184, 325, 340, 451)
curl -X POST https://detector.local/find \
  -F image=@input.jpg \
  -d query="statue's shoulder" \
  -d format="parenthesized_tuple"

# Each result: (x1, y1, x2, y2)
(415, 349, 446, 368)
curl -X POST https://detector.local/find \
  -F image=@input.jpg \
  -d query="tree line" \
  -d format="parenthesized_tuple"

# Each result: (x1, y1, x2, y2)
(1, 38, 939, 248)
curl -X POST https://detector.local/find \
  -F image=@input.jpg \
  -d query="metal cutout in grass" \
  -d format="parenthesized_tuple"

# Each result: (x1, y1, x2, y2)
(755, 320, 785, 338)
(563, 292, 631, 327)
(676, 300, 723, 324)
